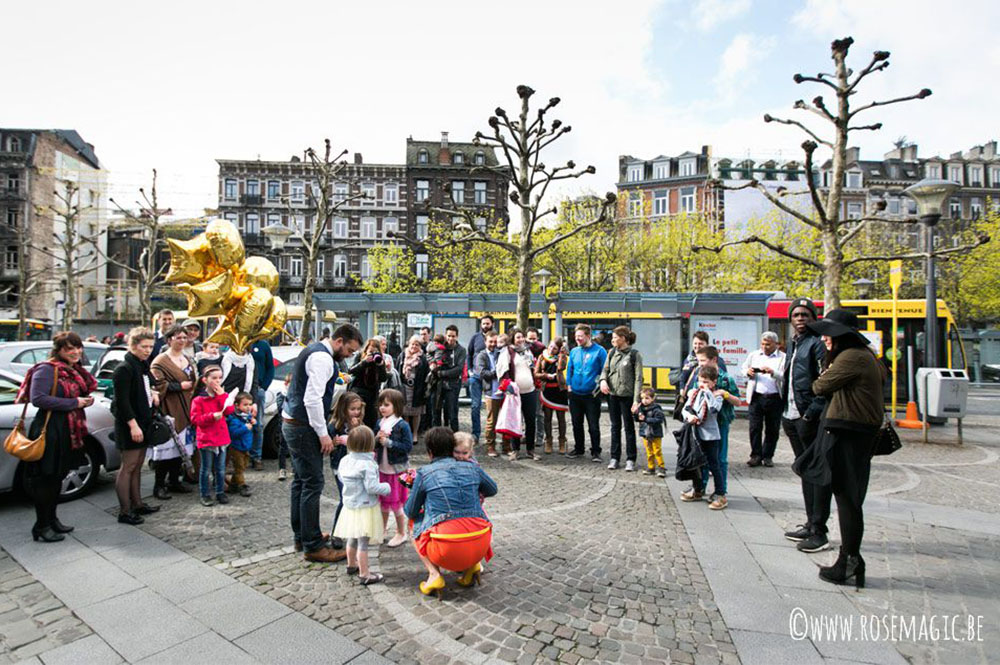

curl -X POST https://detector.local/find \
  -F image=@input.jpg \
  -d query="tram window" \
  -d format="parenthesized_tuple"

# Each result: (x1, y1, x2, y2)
(630, 319, 683, 367)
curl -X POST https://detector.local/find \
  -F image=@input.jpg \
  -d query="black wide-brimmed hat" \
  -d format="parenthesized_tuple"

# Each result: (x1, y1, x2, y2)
(806, 308, 868, 345)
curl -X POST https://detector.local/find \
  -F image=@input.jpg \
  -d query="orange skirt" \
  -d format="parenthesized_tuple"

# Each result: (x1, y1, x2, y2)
(414, 517, 493, 572)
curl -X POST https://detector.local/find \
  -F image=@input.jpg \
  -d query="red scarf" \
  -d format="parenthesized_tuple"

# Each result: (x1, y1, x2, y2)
(17, 360, 98, 450)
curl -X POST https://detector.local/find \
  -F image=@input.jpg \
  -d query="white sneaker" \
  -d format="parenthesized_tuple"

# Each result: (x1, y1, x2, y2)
(607, 459, 619, 470)
(624, 461, 635, 472)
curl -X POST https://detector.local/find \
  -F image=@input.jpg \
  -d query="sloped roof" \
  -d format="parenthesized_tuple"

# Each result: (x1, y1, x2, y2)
(406, 139, 499, 167)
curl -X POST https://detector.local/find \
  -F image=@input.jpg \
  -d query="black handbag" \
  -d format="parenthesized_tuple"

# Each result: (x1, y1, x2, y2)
(872, 419, 902, 456)
(144, 412, 175, 447)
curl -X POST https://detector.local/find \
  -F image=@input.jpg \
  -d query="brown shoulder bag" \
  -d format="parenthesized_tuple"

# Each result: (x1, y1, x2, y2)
(3, 365, 59, 462)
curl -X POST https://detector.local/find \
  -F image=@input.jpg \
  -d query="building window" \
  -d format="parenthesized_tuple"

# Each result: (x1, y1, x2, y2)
(361, 182, 376, 205)
(361, 216, 376, 239)
(416, 215, 428, 240)
(290, 255, 302, 278)
(333, 217, 348, 239)
(418, 150, 429, 164)
(680, 187, 695, 212)
(291, 181, 305, 203)
(451, 181, 465, 204)
(267, 180, 281, 199)
(453, 152, 464, 165)
(7, 174, 19, 193)
(474, 217, 487, 233)
(949, 198, 962, 219)
(316, 256, 325, 278)
(246, 212, 260, 234)
(680, 160, 696, 177)
(627, 165, 643, 183)
(474, 181, 487, 205)
(7, 137, 21, 152)
(846, 171, 862, 189)
(628, 195, 642, 217)
(267, 213, 281, 227)
(970, 166, 982, 187)
(474, 151, 485, 166)
(949, 166, 962, 184)
(653, 190, 668, 216)
(653, 162, 669, 180)
(333, 182, 348, 204)
(846, 202, 863, 220)
(224, 179, 237, 200)
(383, 217, 398, 238)
(971, 198, 983, 219)
(416, 253, 429, 280)
(384, 183, 398, 205)
(992, 168, 1000, 188)
(926, 164, 940, 179)
(291, 214, 305, 232)
(334, 254, 347, 278)
(224, 212, 237, 229)
(361, 254, 371, 280)
(246, 179, 260, 196)
(887, 197, 901, 215)
(415, 180, 429, 202)
(5, 246, 17, 270)
(6, 210, 17, 227)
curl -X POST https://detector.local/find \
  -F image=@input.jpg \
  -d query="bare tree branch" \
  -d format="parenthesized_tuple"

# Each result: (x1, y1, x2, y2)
(692, 235, 823, 269)
(763, 113, 832, 148)
(849, 89, 932, 118)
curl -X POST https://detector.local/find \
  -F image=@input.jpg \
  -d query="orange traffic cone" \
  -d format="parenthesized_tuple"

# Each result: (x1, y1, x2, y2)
(896, 400, 924, 429)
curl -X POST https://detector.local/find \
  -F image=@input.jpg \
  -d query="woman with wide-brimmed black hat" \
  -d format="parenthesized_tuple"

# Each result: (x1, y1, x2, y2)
(794, 308, 886, 588)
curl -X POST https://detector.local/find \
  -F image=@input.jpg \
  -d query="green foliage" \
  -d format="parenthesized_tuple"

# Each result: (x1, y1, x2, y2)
(362, 243, 418, 294)
(424, 218, 518, 293)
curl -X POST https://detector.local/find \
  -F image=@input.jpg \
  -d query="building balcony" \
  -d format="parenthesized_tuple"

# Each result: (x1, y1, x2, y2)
(240, 194, 263, 206)
(1, 188, 25, 200)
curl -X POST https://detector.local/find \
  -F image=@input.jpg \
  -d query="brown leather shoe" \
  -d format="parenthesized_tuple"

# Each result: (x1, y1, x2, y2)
(303, 547, 347, 563)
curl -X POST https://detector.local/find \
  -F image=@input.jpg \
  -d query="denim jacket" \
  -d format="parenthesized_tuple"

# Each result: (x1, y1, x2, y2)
(337, 452, 390, 509)
(404, 457, 498, 538)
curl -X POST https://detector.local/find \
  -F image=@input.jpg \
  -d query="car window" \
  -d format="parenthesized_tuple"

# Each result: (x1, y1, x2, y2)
(273, 360, 294, 382)
(13, 349, 41, 364)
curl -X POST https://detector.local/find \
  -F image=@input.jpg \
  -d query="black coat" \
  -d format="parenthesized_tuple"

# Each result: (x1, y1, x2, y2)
(112, 352, 155, 450)
(673, 423, 706, 481)
(779, 331, 827, 421)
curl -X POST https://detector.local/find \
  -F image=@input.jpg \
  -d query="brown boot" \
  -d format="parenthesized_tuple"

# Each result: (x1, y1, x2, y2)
(303, 547, 347, 563)
(544, 439, 553, 454)
(501, 438, 512, 455)
(486, 443, 498, 457)
(558, 438, 567, 454)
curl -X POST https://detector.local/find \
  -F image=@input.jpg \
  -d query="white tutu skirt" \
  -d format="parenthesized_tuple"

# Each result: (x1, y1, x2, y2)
(333, 505, 385, 541)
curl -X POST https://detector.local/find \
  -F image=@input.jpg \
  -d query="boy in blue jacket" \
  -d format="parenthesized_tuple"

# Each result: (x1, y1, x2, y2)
(226, 391, 255, 497)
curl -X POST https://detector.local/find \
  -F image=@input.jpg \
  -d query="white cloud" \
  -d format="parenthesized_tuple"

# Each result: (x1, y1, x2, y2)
(713, 33, 777, 105)
(692, 0, 752, 32)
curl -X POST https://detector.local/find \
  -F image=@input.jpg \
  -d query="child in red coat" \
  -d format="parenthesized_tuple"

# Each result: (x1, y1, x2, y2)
(190, 365, 233, 506)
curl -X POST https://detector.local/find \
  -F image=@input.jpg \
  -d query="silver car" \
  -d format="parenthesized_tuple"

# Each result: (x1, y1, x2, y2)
(0, 341, 107, 376)
(0, 366, 121, 501)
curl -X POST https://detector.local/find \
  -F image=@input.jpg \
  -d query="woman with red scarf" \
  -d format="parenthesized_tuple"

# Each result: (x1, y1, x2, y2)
(19, 332, 97, 542)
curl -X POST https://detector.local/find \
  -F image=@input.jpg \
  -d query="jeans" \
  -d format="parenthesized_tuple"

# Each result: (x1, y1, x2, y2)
(748, 392, 782, 460)
(701, 420, 730, 495)
(693, 439, 724, 496)
(277, 429, 289, 471)
(469, 378, 483, 440)
(283, 422, 326, 552)
(784, 417, 832, 535)
(199, 447, 227, 497)
(568, 392, 602, 456)
(439, 386, 460, 432)
(607, 395, 637, 463)
(511, 391, 539, 453)
(250, 387, 266, 462)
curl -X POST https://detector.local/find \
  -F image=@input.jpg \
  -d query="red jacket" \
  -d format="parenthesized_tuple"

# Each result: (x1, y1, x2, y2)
(190, 391, 234, 449)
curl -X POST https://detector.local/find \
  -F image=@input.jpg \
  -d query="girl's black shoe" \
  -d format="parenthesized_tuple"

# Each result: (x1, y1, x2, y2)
(818, 548, 866, 589)
(118, 512, 145, 525)
(32, 526, 65, 542)
(136, 503, 161, 515)
(50, 518, 74, 534)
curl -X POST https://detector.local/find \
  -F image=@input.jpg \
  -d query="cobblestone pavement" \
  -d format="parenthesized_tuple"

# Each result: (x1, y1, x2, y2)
(0, 548, 92, 663)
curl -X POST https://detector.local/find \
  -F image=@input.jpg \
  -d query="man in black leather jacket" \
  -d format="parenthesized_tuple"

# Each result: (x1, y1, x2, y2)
(777, 298, 833, 553)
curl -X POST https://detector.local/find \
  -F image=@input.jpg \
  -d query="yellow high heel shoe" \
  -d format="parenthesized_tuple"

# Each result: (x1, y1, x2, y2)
(456, 562, 483, 588)
(419, 575, 446, 599)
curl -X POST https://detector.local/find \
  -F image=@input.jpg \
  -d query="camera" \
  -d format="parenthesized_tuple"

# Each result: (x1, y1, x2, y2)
(371, 353, 384, 365)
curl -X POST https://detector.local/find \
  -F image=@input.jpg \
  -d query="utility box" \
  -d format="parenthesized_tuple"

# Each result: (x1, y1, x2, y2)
(915, 368, 970, 418)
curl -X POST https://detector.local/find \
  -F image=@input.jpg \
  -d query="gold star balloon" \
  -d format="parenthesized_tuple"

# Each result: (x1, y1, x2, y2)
(165, 219, 285, 353)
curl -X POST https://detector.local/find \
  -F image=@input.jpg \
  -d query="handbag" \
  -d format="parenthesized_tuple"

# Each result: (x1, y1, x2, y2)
(4, 365, 59, 462)
(144, 412, 175, 447)
(872, 416, 902, 456)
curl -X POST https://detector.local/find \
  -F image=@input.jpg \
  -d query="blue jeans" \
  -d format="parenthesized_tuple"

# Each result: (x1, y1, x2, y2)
(469, 378, 483, 440)
(283, 422, 326, 552)
(694, 439, 724, 496)
(199, 447, 226, 497)
(701, 420, 729, 495)
(251, 387, 266, 462)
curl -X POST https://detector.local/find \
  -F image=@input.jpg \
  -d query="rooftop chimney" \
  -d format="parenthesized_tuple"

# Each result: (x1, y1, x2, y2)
(845, 146, 860, 164)
(354, 153, 363, 164)
(438, 132, 451, 165)
(441, 132, 449, 148)
(985, 141, 998, 160)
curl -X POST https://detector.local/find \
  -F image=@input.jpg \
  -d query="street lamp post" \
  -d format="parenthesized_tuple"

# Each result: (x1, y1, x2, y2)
(533, 268, 552, 343)
(852, 277, 874, 300)
(903, 179, 960, 368)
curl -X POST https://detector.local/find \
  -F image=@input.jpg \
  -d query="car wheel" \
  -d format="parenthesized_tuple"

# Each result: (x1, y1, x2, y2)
(263, 419, 280, 459)
(58, 442, 100, 502)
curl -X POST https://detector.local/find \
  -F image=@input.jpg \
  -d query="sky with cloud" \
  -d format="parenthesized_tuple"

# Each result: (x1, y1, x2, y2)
(5, 0, 998, 216)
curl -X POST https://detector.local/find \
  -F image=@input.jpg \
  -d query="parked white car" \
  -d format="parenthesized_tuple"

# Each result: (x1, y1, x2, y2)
(0, 367, 121, 501)
(0, 341, 107, 377)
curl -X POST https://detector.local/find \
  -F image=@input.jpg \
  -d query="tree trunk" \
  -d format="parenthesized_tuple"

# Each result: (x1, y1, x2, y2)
(820, 45, 852, 311)
(16, 220, 30, 340)
(516, 247, 533, 331)
(822, 229, 842, 310)
(299, 241, 317, 344)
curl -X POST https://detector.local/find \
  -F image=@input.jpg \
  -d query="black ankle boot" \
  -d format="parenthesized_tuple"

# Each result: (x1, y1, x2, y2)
(50, 518, 74, 534)
(32, 526, 66, 542)
(819, 548, 865, 589)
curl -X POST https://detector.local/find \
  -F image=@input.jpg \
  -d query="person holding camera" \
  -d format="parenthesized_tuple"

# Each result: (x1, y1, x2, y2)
(349, 338, 388, 429)
(741, 331, 786, 468)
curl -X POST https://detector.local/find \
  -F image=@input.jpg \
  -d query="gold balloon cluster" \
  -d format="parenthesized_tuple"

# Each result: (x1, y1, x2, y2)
(165, 220, 287, 353)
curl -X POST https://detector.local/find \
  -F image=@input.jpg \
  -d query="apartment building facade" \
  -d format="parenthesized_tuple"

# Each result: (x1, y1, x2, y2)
(616, 146, 715, 222)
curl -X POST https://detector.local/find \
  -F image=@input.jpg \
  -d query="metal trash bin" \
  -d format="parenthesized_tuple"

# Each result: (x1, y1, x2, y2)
(915, 368, 970, 418)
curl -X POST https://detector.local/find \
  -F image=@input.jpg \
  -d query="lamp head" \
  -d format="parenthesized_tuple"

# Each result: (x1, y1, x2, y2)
(903, 178, 960, 221)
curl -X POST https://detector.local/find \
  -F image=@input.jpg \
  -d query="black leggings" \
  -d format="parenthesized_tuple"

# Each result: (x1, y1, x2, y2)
(116, 448, 146, 514)
(829, 428, 878, 556)
(511, 391, 539, 453)
(154, 458, 182, 489)
(27, 475, 62, 530)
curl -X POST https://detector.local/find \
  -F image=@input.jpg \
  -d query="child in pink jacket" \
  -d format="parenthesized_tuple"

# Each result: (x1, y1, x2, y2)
(190, 365, 233, 507)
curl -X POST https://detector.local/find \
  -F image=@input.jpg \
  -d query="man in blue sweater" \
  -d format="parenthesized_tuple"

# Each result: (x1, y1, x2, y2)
(250, 339, 274, 469)
(565, 324, 608, 462)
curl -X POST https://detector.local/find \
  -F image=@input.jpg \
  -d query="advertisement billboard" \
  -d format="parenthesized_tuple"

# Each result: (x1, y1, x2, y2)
(690, 316, 762, 395)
